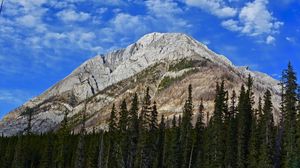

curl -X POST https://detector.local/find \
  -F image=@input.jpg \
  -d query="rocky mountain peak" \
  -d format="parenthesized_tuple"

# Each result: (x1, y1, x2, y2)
(0, 32, 281, 136)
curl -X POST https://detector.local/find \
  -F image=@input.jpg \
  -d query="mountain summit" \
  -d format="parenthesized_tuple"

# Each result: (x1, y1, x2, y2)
(0, 32, 281, 136)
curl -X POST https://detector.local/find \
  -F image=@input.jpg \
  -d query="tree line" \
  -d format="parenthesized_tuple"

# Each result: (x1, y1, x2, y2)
(0, 62, 300, 168)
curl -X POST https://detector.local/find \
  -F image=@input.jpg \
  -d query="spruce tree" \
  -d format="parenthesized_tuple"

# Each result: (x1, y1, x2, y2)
(22, 107, 34, 135)
(224, 90, 238, 168)
(107, 104, 121, 168)
(257, 90, 274, 168)
(40, 134, 54, 168)
(154, 115, 166, 168)
(128, 93, 139, 168)
(12, 136, 25, 168)
(97, 131, 104, 168)
(150, 101, 158, 132)
(74, 103, 87, 168)
(136, 87, 155, 168)
(193, 99, 205, 167)
(180, 84, 194, 168)
(281, 62, 298, 167)
(118, 100, 129, 167)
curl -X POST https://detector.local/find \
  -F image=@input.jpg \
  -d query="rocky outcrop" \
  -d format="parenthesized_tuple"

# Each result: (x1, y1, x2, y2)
(0, 33, 281, 136)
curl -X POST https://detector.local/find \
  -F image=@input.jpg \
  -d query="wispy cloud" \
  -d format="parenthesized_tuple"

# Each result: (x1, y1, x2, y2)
(0, 89, 34, 105)
(184, 0, 238, 18)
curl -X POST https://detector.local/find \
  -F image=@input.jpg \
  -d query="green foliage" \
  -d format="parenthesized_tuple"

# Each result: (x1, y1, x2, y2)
(158, 69, 198, 91)
(168, 59, 194, 72)
(1, 63, 300, 168)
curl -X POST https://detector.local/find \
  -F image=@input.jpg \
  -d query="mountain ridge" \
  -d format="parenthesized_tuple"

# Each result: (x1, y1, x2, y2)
(0, 32, 281, 136)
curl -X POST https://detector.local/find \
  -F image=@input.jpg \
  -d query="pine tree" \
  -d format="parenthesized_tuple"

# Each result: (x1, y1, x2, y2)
(12, 136, 25, 168)
(281, 62, 298, 167)
(136, 87, 155, 168)
(118, 100, 129, 167)
(208, 81, 227, 167)
(224, 90, 238, 168)
(150, 101, 158, 132)
(166, 115, 181, 168)
(154, 115, 166, 168)
(107, 104, 121, 168)
(128, 93, 139, 168)
(97, 131, 104, 168)
(257, 90, 274, 168)
(193, 99, 205, 167)
(74, 102, 87, 168)
(40, 134, 54, 168)
(22, 107, 34, 135)
(180, 84, 194, 168)
(140, 87, 152, 130)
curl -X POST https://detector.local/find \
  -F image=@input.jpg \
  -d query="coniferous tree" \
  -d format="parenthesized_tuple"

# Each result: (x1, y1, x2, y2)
(136, 87, 154, 168)
(128, 93, 139, 168)
(281, 62, 298, 168)
(97, 131, 104, 168)
(193, 98, 205, 167)
(107, 104, 122, 168)
(248, 97, 262, 168)
(154, 115, 166, 168)
(237, 76, 254, 168)
(180, 84, 194, 168)
(22, 107, 34, 135)
(224, 90, 238, 168)
(12, 136, 25, 168)
(150, 101, 158, 132)
(118, 100, 129, 167)
(257, 90, 274, 168)
(166, 115, 182, 168)
(208, 81, 227, 167)
(40, 134, 54, 168)
(74, 103, 87, 168)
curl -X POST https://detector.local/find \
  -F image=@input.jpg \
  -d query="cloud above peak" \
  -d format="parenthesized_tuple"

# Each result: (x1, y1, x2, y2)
(184, 0, 238, 18)
(221, 0, 283, 37)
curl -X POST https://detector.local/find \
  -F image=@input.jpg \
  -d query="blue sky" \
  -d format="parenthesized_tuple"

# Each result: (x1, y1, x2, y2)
(0, 0, 299, 119)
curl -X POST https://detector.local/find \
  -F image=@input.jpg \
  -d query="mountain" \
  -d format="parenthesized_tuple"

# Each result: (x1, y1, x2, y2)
(0, 32, 281, 136)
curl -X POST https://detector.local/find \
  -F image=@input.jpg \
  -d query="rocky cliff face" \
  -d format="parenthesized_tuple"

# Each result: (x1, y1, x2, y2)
(0, 33, 281, 136)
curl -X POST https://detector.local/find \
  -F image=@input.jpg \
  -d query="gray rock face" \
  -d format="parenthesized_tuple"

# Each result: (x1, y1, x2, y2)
(0, 32, 281, 136)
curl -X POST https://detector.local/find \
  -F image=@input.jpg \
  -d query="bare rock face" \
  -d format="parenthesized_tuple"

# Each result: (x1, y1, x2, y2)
(0, 33, 281, 136)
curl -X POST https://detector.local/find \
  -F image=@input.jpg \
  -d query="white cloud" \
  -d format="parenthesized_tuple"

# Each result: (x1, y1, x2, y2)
(146, 0, 183, 18)
(266, 35, 275, 44)
(57, 9, 91, 22)
(0, 89, 34, 105)
(184, 0, 238, 18)
(145, 0, 191, 31)
(221, 19, 242, 31)
(222, 0, 283, 36)
(286, 37, 296, 43)
(111, 13, 149, 35)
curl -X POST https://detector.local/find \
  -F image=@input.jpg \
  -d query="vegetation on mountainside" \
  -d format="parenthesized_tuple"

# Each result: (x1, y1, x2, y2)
(0, 62, 299, 168)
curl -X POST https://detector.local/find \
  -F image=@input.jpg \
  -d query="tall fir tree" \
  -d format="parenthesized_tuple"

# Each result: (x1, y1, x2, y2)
(224, 90, 238, 168)
(12, 136, 25, 168)
(107, 104, 122, 168)
(180, 84, 194, 168)
(22, 107, 34, 135)
(118, 99, 129, 168)
(74, 102, 87, 168)
(281, 62, 298, 168)
(128, 93, 139, 168)
(136, 87, 155, 168)
(257, 90, 274, 168)
(209, 81, 228, 167)
(154, 115, 166, 168)
(193, 98, 205, 167)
